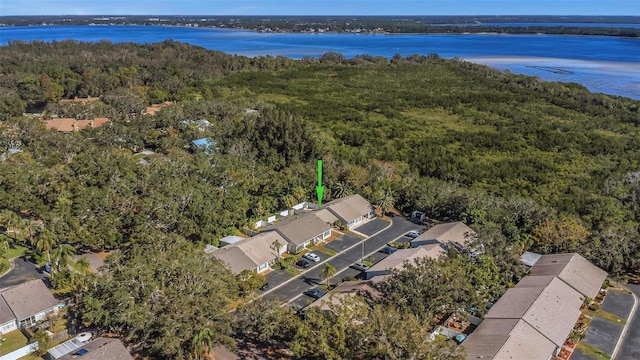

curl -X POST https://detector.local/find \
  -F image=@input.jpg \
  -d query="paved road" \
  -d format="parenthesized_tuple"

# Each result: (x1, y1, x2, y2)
(615, 283, 640, 360)
(0, 257, 46, 289)
(262, 217, 420, 309)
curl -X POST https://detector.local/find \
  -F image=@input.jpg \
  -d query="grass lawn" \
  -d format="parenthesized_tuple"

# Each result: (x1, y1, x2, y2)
(584, 309, 626, 326)
(313, 245, 337, 257)
(575, 342, 611, 360)
(4, 244, 28, 259)
(0, 330, 29, 356)
(18, 354, 43, 360)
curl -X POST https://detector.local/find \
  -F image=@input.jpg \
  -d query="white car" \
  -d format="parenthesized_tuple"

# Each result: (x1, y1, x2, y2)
(351, 262, 369, 272)
(303, 252, 321, 262)
(406, 231, 420, 238)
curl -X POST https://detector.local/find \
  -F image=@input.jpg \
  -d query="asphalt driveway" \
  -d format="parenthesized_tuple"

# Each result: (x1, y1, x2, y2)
(601, 289, 634, 319)
(0, 257, 46, 289)
(325, 234, 361, 253)
(353, 218, 389, 236)
(616, 283, 640, 359)
(582, 316, 623, 355)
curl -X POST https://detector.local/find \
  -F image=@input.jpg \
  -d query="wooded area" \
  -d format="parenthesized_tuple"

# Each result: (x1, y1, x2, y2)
(0, 40, 639, 358)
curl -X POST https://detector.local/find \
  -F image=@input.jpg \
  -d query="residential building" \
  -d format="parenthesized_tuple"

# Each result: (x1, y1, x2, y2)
(0, 279, 61, 329)
(52, 337, 133, 360)
(323, 194, 375, 229)
(365, 245, 444, 280)
(307, 278, 384, 312)
(410, 221, 475, 248)
(44, 117, 110, 132)
(462, 253, 607, 360)
(265, 212, 332, 254)
(529, 252, 608, 299)
(211, 232, 286, 274)
(191, 137, 217, 153)
(0, 296, 17, 334)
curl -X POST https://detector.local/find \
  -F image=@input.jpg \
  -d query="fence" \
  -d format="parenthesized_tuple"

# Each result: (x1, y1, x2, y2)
(0, 343, 38, 360)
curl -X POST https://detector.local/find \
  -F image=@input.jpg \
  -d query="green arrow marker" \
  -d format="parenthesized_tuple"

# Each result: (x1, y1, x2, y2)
(316, 159, 325, 206)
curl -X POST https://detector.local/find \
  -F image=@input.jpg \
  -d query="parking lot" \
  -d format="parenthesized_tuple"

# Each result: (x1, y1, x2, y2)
(353, 218, 389, 236)
(582, 317, 623, 355)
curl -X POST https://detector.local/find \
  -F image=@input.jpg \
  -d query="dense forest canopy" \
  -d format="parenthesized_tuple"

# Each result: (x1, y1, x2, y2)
(0, 40, 639, 357)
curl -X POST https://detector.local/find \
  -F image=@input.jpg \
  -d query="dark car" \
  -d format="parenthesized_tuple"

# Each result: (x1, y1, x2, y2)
(303, 288, 326, 300)
(296, 258, 311, 268)
(380, 246, 397, 254)
(260, 282, 270, 291)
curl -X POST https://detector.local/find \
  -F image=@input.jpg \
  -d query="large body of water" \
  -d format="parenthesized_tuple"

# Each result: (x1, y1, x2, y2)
(1, 25, 639, 99)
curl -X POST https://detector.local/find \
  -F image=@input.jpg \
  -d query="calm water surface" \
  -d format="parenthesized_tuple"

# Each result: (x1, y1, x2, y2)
(1, 25, 639, 98)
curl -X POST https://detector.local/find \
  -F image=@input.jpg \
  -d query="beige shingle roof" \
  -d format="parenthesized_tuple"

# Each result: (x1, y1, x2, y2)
(57, 337, 133, 360)
(367, 245, 442, 275)
(211, 232, 284, 274)
(314, 208, 339, 224)
(324, 194, 373, 224)
(530, 253, 607, 298)
(1, 279, 58, 321)
(411, 221, 475, 247)
(308, 278, 384, 311)
(0, 296, 15, 325)
(463, 319, 557, 360)
(269, 212, 331, 246)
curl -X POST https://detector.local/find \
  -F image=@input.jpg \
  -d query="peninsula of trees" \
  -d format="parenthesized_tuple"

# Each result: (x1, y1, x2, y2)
(1, 15, 639, 37)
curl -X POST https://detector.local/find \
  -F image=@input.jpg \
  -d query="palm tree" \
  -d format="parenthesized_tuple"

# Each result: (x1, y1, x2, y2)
(0, 210, 20, 241)
(332, 181, 353, 199)
(271, 239, 283, 260)
(376, 188, 396, 216)
(52, 243, 75, 267)
(320, 263, 337, 289)
(35, 229, 58, 264)
(21, 219, 41, 247)
(74, 258, 92, 275)
(191, 328, 213, 360)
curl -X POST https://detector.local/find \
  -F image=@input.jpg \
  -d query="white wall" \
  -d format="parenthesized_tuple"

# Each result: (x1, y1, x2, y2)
(0, 342, 38, 360)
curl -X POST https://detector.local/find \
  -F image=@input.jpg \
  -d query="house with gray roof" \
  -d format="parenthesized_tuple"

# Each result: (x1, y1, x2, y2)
(323, 194, 374, 229)
(365, 245, 444, 280)
(410, 221, 475, 249)
(0, 279, 61, 329)
(463, 253, 607, 360)
(0, 296, 17, 334)
(54, 337, 133, 360)
(530, 252, 607, 299)
(265, 212, 332, 254)
(211, 232, 286, 274)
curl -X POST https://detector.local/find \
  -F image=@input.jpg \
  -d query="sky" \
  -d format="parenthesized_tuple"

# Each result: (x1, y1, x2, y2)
(1, 0, 639, 16)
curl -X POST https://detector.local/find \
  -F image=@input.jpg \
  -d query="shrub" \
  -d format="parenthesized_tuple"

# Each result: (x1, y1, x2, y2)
(589, 302, 600, 311)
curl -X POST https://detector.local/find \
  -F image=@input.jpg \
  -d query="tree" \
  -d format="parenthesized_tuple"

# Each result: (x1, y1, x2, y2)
(79, 235, 238, 358)
(21, 218, 41, 247)
(271, 238, 283, 260)
(52, 243, 75, 268)
(30, 329, 51, 357)
(35, 229, 58, 263)
(0, 210, 20, 241)
(376, 188, 396, 216)
(191, 328, 214, 360)
(319, 263, 337, 289)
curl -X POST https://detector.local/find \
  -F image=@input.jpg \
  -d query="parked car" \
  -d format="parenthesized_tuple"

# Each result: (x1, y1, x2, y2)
(260, 282, 270, 291)
(380, 246, 397, 254)
(351, 262, 369, 272)
(296, 258, 311, 268)
(406, 230, 420, 238)
(303, 252, 321, 262)
(303, 288, 326, 300)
